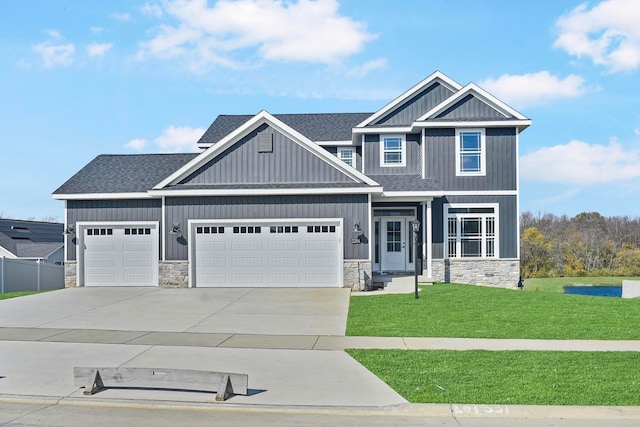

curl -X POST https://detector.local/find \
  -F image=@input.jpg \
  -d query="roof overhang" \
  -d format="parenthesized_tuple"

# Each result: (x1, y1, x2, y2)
(149, 186, 384, 197)
(53, 192, 155, 200)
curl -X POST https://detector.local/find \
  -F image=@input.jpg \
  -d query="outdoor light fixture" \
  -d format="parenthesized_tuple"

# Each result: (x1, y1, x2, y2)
(410, 220, 421, 299)
(351, 223, 362, 244)
(64, 225, 75, 235)
(170, 223, 181, 235)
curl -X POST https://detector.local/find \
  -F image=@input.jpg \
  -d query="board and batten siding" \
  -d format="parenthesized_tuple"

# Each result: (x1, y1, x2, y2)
(323, 146, 362, 171)
(364, 133, 420, 175)
(66, 199, 162, 261)
(180, 124, 354, 185)
(430, 195, 518, 259)
(425, 128, 517, 191)
(374, 82, 454, 126)
(434, 95, 510, 120)
(165, 194, 369, 261)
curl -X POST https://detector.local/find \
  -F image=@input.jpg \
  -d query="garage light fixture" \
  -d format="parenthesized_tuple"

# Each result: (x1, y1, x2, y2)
(170, 223, 181, 235)
(64, 225, 75, 235)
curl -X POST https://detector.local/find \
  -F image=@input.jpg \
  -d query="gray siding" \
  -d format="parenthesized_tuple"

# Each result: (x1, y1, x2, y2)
(66, 199, 162, 260)
(364, 134, 420, 175)
(165, 194, 369, 261)
(375, 83, 454, 125)
(431, 195, 518, 259)
(181, 124, 354, 185)
(425, 128, 516, 191)
(434, 94, 509, 120)
(323, 146, 362, 171)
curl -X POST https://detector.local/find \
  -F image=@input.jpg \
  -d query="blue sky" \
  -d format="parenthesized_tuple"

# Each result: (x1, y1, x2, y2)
(1, 0, 639, 221)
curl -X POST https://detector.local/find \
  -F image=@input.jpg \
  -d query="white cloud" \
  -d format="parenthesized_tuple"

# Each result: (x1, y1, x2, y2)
(91, 27, 104, 34)
(521, 139, 640, 184)
(479, 71, 588, 109)
(33, 41, 75, 68)
(111, 12, 131, 21)
(154, 126, 205, 152)
(45, 29, 63, 39)
(86, 42, 113, 57)
(125, 138, 148, 151)
(539, 188, 581, 205)
(141, 2, 163, 17)
(346, 58, 387, 78)
(137, 0, 375, 70)
(554, 0, 640, 73)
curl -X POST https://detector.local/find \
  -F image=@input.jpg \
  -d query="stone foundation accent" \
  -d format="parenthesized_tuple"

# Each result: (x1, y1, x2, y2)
(159, 261, 189, 288)
(430, 259, 520, 289)
(64, 261, 77, 288)
(343, 260, 372, 291)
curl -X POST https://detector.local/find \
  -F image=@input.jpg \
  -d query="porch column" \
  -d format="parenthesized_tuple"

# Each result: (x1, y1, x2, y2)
(424, 200, 432, 278)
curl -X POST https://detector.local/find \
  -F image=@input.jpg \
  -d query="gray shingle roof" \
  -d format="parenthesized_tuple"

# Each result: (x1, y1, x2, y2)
(53, 154, 198, 195)
(16, 242, 63, 258)
(367, 175, 442, 192)
(198, 112, 373, 145)
(0, 219, 63, 257)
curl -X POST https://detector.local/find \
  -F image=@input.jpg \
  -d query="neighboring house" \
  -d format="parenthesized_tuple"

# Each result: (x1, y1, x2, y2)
(53, 71, 530, 289)
(0, 219, 64, 264)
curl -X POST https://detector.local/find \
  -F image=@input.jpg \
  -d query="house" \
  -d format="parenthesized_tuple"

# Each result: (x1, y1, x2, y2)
(53, 71, 530, 289)
(0, 219, 64, 264)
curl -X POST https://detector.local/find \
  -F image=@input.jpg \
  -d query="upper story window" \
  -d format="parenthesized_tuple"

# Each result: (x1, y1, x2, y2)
(380, 135, 406, 167)
(338, 148, 354, 166)
(456, 129, 485, 176)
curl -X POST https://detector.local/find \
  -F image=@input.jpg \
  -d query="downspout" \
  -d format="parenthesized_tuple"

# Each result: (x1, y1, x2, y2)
(1, 256, 4, 294)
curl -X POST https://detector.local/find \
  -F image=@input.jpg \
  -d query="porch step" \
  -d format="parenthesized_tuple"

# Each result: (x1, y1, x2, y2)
(362, 273, 433, 295)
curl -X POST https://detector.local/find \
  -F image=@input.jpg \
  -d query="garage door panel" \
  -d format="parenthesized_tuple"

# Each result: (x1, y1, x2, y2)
(82, 224, 157, 287)
(194, 221, 341, 288)
(198, 241, 226, 251)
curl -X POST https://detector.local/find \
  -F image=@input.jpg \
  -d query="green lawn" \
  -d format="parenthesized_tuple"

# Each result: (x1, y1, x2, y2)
(346, 349, 640, 406)
(0, 291, 42, 300)
(524, 276, 637, 293)
(347, 282, 640, 339)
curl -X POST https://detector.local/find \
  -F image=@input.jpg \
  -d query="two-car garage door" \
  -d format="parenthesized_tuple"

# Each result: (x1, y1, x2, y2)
(193, 220, 342, 287)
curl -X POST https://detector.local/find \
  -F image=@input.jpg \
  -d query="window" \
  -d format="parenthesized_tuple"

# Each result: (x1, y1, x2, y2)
(380, 135, 406, 167)
(445, 204, 497, 258)
(338, 148, 354, 166)
(456, 129, 485, 176)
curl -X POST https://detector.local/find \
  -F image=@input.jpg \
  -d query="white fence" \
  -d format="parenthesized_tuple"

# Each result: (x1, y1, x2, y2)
(0, 257, 64, 294)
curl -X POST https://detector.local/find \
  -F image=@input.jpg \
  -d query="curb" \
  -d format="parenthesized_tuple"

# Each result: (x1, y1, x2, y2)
(2, 395, 640, 420)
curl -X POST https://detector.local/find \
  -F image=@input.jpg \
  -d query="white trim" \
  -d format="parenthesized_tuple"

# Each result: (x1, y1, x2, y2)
(444, 190, 518, 196)
(149, 186, 383, 197)
(421, 129, 426, 179)
(380, 134, 406, 168)
(361, 134, 366, 174)
(53, 192, 154, 200)
(417, 83, 529, 122)
(515, 127, 521, 260)
(373, 190, 516, 201)
(443, 203, 500, 259)
(356, 71, 463, 128)
(456, 128, 486, 177)
(368, 194, 373, 265)
(353, 126, 413, 134)
(63, 200, 68, 263)
(425, 200, 432, 278)
(155, 110, 380, 190)
(414, 120, 531, 129)
(161, 196, 166, 262)
(76, 221, 159, 287)
(0, 246, 17, 258)
(188, 217, 344, 288)
(317, 140, 353, 146)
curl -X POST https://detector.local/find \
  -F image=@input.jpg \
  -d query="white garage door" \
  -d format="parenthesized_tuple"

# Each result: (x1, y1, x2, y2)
(82, 224, 158, 286)
(193, 221, 342, 287)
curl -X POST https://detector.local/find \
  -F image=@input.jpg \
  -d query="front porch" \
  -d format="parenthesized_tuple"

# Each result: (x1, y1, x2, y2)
(365, 272, 434, 293)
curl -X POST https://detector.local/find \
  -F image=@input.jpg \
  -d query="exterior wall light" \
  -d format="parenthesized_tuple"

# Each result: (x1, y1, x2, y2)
(170, 223, 181, 235)
(64, 225, 75, 235)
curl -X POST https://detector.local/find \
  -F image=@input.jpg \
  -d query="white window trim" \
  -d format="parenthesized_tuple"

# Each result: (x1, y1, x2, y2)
(443, 203, 499, 259)
(455, 128, 486, 176)
(338, 147, 354, 167)
(380, 134, 406, 167)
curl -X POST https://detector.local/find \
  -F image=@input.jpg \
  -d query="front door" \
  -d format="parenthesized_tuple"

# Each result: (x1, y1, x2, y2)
(382, 218, 406, 271)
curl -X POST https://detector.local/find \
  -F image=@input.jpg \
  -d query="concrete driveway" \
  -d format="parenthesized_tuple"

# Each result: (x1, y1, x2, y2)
(0, 287, 351, 336)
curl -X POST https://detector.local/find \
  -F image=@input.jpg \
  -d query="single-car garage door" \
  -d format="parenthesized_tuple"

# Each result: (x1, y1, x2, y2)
(81, 223, 158, 286)
(193, 220, 342, 287)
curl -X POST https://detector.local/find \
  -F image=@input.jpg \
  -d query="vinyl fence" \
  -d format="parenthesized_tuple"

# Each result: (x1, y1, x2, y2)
(0, 257, 64, 294)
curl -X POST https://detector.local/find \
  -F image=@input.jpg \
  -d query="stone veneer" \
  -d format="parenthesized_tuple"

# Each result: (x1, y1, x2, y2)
(430, 259, 520, 289)
(343, 260, 372, 291)
(159, 261, 189, 288)
(64, 261, 77, 288)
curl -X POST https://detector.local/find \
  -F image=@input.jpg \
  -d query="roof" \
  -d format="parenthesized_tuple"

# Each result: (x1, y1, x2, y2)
(198, 112, 373, 146)
(53, 154, 198, 195)
(0, 219, 64, 258)
(367, 175, 442, 192)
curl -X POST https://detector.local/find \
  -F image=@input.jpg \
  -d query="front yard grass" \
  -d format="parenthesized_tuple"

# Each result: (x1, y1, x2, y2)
(346, 349, 640, 406)
(0, 291, 42, 300)
(347, 282, 640, 339)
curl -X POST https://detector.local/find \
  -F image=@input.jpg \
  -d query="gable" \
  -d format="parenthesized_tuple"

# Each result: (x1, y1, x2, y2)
(373, 82, 455, 126)
(432, 94, 509, 121)
(181, 123, 356, 185)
